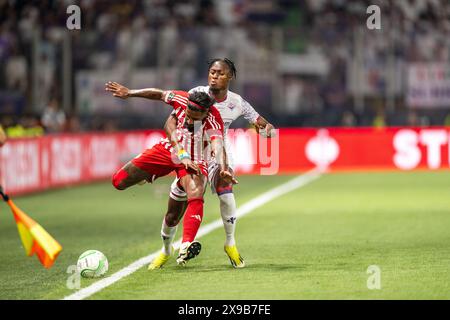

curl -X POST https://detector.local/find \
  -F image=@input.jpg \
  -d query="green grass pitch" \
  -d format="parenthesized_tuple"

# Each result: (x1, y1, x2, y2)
(0, 172, 449, 299)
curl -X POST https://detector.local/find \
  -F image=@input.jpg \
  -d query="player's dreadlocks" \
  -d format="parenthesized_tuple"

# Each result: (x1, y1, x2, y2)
(208, 58, 237, 79)
(188, 91, 216, 112)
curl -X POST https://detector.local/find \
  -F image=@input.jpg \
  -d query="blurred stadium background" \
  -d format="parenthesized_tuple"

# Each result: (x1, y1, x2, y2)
(1, 0, 450, 300)
(1, 0, 450, 133)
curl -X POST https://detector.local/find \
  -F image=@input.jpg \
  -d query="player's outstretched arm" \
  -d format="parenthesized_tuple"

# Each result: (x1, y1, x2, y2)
(105, 81, 165, 100)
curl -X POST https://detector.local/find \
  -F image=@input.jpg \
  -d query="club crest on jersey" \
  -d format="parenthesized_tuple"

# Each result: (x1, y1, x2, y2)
(228, 103, 236, 110)
(166, 92, 175, 103)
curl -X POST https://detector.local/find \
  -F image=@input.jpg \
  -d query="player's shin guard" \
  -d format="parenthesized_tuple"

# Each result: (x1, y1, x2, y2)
(218, 192, 237, 246)
(161, 217, 177, 255)
(182, 198, 204, 243)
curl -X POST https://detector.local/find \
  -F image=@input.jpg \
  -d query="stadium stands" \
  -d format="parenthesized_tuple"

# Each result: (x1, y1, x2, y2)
(1, 0, 449, 133)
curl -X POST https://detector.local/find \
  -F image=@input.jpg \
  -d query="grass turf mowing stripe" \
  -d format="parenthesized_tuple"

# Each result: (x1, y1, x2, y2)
(63, 168, 322, 300)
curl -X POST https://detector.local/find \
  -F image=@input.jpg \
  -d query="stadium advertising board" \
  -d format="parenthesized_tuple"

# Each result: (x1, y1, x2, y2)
(1, 127, 449, 195)
(278, 127, 450, 172)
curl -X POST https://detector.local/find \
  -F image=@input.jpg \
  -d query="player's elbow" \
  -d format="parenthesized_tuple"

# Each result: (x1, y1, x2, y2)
(163, 123, 171, 137)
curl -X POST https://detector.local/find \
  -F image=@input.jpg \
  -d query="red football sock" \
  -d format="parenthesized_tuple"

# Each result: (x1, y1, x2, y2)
(182, 197, 204, 243)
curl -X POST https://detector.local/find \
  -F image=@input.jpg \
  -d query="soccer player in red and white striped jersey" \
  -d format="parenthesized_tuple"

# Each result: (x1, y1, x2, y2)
(158, 90, 224, 176)
(110, 59, 275, 270)
(106, 83, 236, 266)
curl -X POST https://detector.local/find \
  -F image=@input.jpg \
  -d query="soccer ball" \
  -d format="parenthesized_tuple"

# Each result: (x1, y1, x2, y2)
(77, 250, 109, 278)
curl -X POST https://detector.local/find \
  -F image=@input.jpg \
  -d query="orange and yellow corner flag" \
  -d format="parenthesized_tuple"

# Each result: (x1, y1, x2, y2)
(1, 188, 62, 268)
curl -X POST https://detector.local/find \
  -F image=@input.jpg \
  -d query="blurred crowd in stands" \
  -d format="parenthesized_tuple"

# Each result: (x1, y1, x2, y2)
(1, 0, 450, 137)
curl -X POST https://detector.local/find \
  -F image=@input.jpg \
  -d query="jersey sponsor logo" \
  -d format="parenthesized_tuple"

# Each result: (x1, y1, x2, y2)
(191, 214, 202, 222)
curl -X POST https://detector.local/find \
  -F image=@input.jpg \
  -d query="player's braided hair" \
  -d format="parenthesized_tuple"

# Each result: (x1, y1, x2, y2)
(188, 91, 216, 112)
(207, 58, 237, 79)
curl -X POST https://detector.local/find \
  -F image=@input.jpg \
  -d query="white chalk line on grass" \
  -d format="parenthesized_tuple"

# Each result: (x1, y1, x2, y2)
(63, 168, 323, 300)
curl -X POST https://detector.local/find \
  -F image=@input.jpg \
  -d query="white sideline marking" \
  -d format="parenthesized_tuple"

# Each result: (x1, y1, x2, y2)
(63, 168, 322, 300)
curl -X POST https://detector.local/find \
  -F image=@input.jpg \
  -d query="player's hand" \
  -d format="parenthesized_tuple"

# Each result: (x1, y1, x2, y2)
(220, 170, 238, 185)
(105, 81, 130, 99)
(181, 158, 200, 175)
(264, 123, 276, 138)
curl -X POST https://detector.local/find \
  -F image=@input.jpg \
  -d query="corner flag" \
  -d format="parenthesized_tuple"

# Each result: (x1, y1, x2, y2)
(0, 186, 62, 268)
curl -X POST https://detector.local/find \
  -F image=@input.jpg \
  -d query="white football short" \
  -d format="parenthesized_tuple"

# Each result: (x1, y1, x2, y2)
(169, 158, 234, 201)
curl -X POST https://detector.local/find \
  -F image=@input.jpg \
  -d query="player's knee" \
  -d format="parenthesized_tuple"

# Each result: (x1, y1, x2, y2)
(186, 186, 203, 198)
(112, 169, 128, 190)
(166, 197, 185, 226)
(180, 175, 205, 198)
(165, 212, 181, 227)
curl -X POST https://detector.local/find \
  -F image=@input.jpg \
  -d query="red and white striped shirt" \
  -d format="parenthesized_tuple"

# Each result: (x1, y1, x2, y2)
(159, 90, 224, 165)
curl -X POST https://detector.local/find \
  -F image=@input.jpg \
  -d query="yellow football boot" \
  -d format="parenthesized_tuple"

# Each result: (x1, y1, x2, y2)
(224, 245, 245, 268)
(148, 249, 172, 270)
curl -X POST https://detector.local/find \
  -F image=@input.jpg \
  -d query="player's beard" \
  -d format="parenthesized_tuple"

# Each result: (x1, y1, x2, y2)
(209, 87, 221, 95)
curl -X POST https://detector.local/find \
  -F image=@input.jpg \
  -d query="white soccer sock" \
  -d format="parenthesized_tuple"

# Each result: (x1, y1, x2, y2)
(161, 218, 177, 255)
(219, 193, 237, 247)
